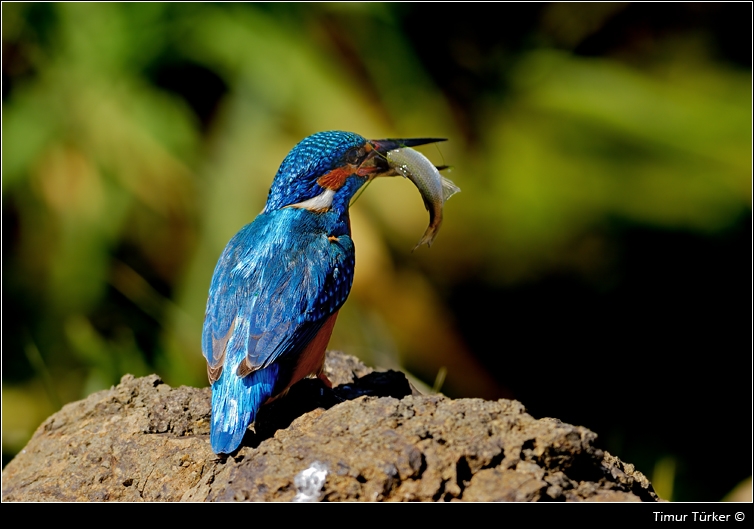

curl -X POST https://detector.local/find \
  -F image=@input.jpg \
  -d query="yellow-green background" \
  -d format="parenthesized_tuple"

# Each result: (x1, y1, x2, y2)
(2, 3, 751, 501)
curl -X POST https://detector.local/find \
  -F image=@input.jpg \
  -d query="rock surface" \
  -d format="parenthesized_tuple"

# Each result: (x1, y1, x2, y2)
(1, 351, 658, 502)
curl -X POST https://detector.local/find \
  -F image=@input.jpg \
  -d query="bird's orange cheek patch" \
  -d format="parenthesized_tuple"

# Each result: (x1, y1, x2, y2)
(318, 166, 353, 190)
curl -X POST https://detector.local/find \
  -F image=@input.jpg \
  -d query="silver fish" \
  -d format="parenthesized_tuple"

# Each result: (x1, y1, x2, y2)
(386, 147, 460, 249)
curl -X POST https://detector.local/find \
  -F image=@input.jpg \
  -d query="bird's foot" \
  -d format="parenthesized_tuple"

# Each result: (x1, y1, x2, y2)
(317, 371, 333, 388)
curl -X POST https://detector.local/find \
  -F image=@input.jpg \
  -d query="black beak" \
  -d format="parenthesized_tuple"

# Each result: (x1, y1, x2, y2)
(369, 137, 447, 155)
(366, 137, 447, 176)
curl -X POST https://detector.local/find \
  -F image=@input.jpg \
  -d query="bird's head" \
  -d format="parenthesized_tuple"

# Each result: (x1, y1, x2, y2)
(264, 131, 445, 214)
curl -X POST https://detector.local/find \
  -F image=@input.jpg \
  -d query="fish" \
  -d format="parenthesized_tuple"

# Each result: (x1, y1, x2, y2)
(385, 147, 460, 249)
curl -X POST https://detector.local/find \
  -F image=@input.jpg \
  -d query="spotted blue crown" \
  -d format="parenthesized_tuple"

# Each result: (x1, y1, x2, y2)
(264, 131, 367, 212)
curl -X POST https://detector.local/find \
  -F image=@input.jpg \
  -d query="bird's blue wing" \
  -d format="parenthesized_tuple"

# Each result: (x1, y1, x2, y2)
(201, 208, 354, 453)
(202, 208, 354, 378)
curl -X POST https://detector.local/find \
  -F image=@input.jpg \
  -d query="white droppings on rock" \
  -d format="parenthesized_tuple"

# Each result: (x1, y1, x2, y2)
(293, 461, 329, 502)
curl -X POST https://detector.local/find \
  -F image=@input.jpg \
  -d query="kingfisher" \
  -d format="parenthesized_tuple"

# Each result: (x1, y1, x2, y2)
(202, 131, 444, 454)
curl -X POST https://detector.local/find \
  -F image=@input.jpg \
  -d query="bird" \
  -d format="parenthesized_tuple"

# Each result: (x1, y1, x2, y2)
(201, 130, 444, 454)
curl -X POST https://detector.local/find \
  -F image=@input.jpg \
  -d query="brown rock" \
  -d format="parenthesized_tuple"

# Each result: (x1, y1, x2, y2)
(1, 351, 658, 502)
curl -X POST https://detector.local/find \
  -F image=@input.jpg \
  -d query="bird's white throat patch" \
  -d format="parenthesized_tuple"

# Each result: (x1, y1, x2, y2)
(287, 189, 335, 212)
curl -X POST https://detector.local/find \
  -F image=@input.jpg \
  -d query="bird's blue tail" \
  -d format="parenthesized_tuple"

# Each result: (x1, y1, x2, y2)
(210, 363, 279, 454)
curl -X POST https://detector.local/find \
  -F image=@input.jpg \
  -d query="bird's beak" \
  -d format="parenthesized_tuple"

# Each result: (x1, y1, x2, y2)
(363, 137, 447, 177)
(370, 138, 447, 153)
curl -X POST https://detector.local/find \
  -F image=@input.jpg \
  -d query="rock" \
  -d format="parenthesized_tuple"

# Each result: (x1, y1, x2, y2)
(1, 351, 658, 502)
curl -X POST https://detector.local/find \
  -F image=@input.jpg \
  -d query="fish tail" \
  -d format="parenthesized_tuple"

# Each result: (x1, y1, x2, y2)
(412, 177, 459, 250)
(210, 363, 279, 454)
(412, 225, 439, 251)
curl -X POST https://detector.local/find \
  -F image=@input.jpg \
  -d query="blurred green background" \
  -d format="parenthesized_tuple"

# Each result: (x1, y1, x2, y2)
(2, 3, 750, 501)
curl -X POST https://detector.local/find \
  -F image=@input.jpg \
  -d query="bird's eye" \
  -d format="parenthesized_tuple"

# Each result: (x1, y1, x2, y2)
(344, 148, 364, 165)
